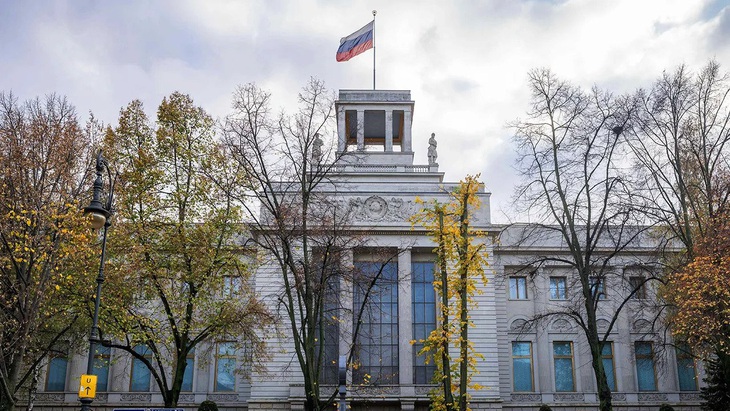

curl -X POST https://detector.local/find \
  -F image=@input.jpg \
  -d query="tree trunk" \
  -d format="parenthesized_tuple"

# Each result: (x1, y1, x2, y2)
(592, 347, 613, 411)
(583, 274, 612, 411)
(437, 210, 455, 410)
(1, 347, 24, 411)
(458, 200, 470, 411)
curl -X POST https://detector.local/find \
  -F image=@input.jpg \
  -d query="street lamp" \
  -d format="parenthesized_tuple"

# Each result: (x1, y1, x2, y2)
(79, 151, 114, 411)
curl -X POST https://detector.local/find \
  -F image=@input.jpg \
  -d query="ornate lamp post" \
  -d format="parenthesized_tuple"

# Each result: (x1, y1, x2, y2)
(79, 151, 114, 411)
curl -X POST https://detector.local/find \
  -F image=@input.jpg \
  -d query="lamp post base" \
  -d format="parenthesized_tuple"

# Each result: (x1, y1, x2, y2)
(80, 397, 93, 411)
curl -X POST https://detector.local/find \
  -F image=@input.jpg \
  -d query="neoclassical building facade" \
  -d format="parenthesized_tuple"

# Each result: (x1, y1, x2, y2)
(34, 89, 704, 411)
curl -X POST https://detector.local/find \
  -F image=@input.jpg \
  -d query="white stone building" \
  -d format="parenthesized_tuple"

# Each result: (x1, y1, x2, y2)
(34, 89, 704, 411)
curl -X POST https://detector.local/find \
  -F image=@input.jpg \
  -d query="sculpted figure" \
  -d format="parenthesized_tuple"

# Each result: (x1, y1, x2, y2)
(312, 133, 323, 163)
(427, 132, 438, 165)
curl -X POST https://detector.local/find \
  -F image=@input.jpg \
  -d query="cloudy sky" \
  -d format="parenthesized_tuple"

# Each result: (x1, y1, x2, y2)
(2, 0, 729, 222)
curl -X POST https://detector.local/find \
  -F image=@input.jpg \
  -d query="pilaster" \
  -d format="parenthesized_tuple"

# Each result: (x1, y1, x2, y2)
(398, 247, 413, 385)
(385, 109, 393, 151)
(356, 110, 365, 151)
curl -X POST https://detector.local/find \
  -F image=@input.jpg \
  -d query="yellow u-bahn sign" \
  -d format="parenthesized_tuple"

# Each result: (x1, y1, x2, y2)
(78, 374, 97, 398)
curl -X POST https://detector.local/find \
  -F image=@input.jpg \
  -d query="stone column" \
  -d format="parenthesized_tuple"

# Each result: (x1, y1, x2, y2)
(337, 106, 346, 152)
(357, 110, 365, 151)
(403, 109, 412, 152)
(385, 109, 393, 152)
(398, 247, 413, 385)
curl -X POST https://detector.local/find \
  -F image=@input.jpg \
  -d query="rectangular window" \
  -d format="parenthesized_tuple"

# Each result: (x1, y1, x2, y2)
(412, 261, 436, 384)
(553, 341, 575, 392)
(181, 348, 195, 392)
(629, 276, 646, 299)
(676, 345, 697, 391)
(223, 276, 241, 297)
(590, 277, 605, 300)
(215, 342, 236, 391)
(549, 277, 567, 300)
(512, 342, 534, 391)
(509, 276, 528, 300)
(635, 342, 657, 391)
(130, 345, 151, 392)
(45, 354, 68, 391)
(601, 343, 616, 391)
(93, 346, 111, 392)
(353, 261, 399, 385)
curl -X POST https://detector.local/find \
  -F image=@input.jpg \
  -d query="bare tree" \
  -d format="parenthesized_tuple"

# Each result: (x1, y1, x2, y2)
(509, 69, 657, 411)
(627, 61, 730, 407)
(219, 79, 400, 411)
(0, 93, 96, 411)
(627, 60, 730, 263)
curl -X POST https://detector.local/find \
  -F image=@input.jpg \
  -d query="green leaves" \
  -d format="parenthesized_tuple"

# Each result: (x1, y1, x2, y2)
(98, 92, 271, 406)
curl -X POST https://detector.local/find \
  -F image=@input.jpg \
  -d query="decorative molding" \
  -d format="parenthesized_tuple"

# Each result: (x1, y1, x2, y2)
(611, 393, 626, 401)
(120, 393, 152, 402)
(511, 393, 542, 402)
(35, 393, 65, 402)
(207, 393, 238, 402)
(638, 393, 668, 402)
(596, 319, 611, 333)
(339, 90, 412, 102)
(415, 385, 435, 395)
(95, 393, 108, 402)
(550, 319, 574, 333)
(178, 394, 195, 403)
(350, 385, 399, 396)
(509, 318, 534, 333)
(632, 319, 652, 333)
(679, 392, 702, 401)
(553, 393, 584, 402)
(346, 196, 415, 223)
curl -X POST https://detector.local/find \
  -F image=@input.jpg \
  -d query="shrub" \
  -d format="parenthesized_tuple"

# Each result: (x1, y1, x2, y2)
(198, 400, 218, 411)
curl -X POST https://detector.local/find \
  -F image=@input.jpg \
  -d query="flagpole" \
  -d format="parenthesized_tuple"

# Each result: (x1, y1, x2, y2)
(372, 10, 377, 90)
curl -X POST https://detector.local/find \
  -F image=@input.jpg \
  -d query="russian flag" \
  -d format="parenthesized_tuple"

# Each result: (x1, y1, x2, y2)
(336, 21, 374, 62)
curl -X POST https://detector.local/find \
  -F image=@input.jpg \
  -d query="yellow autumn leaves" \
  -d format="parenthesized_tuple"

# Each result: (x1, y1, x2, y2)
(410, 175, 489, 411)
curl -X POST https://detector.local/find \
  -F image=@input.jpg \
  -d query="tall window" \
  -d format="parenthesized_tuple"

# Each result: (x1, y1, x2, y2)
(635, 342, 657, 391)
(353, 261, 399, 384)
(553, 341, 575, 392)
(130, 345, 151, 392)
(628, 276, 646, 299)
(215, 342, 236, 391)
(601, 343, 616, 391)
(181, 348, 195, 392)
(590, 277, 605, 300)
(549, 277, 567, 300)
(45, 354, 68, 391)
(93, 346, 111, 392)
(675, 344, 697, 391)
(509, 276, 528, 300)
(512, 342, 533, 391)
(316, 273, 339, 385)
(412, 261, 436, 384)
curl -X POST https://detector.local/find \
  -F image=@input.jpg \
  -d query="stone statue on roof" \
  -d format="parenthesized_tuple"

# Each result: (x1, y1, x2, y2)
(312, 133, 323, 163)
(427, 132, 438, 166)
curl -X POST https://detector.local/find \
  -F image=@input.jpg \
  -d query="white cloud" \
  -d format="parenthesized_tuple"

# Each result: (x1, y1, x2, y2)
(1, 0, 729, 222)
